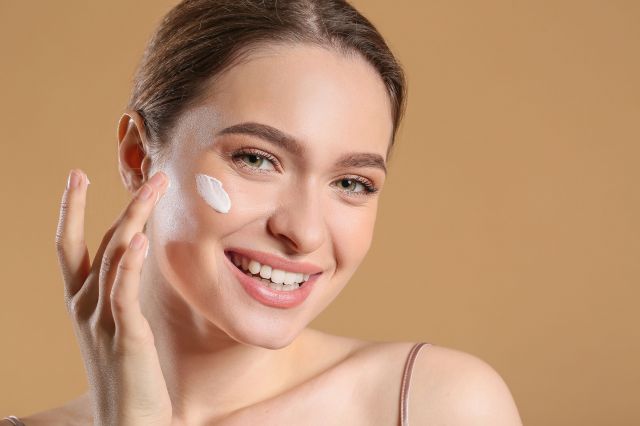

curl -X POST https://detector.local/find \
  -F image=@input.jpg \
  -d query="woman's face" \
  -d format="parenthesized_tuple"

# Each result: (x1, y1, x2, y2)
(148, 43, 393, 348)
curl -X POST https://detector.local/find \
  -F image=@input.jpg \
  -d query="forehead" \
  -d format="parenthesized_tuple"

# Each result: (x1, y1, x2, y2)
(192, 42, 393, 159)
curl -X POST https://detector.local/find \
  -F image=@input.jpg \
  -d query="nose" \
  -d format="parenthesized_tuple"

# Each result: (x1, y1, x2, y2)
(266, 182, 326, 254)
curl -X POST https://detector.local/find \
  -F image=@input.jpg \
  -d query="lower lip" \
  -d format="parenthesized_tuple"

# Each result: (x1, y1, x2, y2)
(224, 252, 319, 309)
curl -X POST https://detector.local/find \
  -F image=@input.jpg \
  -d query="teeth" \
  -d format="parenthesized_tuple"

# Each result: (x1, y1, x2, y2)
(269, 280, 298, 291)
(248, 260, 261, 275)
(284, 272, 296, 285)
(270, 269, 285, 284)
(252, 275, 300, 291)
(232, 253, 313, 286)
(259, 264, 272, 279)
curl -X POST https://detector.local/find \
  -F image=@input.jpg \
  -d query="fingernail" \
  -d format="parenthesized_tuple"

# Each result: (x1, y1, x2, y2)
(144, 244, 150, 258)
(67, 170, 80, 189)
(86, 175, 91, 185)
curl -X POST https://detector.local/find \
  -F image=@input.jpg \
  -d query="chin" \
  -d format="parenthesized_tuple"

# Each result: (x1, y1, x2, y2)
(222, 315, 304, 350)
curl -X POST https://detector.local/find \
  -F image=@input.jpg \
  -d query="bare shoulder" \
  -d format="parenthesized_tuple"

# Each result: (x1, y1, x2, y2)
(409, 343, 523, 425)
(18, 391, 93, 426)
(334, 338, 523, 425)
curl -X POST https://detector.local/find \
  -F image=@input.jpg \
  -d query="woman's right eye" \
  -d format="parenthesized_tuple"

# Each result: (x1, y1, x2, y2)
(232, 151, 277, 171)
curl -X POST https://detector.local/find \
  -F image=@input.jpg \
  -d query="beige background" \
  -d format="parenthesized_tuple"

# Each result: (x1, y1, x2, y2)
(1, 1, 638, 425)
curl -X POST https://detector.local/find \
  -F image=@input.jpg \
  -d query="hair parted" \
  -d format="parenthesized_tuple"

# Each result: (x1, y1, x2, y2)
(127, 0, 407, 160)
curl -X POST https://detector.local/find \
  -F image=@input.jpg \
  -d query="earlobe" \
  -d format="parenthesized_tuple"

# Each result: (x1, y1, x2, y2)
(117, 110, 151, 193)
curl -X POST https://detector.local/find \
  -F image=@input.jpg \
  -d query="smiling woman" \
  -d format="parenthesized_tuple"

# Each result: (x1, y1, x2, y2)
(2, 1, 523, 425)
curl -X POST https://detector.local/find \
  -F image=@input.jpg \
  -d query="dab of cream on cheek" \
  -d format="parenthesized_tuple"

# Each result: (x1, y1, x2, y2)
(195, 173, 231, 213)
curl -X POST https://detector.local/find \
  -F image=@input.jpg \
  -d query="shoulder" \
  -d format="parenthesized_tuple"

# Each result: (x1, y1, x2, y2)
(409, 343, 523, 425)
(17, 392, 93, 426)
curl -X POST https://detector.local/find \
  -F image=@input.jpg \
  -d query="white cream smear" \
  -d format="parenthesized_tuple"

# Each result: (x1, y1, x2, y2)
(195, 173, 231, 213)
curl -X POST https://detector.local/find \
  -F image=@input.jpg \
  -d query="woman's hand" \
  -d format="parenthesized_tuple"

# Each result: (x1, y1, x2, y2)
(55, 169, 173, 426)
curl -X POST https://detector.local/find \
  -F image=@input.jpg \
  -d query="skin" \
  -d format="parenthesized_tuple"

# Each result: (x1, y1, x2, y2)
(128, 42, 390, 423)
(12, 43, 523, 425)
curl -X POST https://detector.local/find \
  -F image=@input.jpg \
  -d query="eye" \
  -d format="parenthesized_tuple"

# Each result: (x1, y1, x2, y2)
(240, 153, 273, 170)
(333, 176, 378, 196)
(232, 149, 278, 171)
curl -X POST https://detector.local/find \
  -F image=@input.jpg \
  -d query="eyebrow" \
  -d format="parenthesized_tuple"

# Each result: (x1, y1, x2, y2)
(215, 121, 387, 174)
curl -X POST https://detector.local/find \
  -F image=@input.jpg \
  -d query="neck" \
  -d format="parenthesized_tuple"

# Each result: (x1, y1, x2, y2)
(138, 255, 311, 424)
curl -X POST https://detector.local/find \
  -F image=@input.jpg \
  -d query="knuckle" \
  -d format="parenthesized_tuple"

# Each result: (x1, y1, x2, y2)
(59, 199, 71, 216)
(65, 284, 96, 322)
(110, 290, 128, 314)
(101, 253, 114, 271)
(99, 248, 129, 286)
(54, 231, 69, 254)
(67, 297, 81, 317)
(101, 242, 128, 273)
(55, 231, 84, 254)
(54, 229, 65, 248)
(117, 257, 137, 273)
(67, 295, 87, 320)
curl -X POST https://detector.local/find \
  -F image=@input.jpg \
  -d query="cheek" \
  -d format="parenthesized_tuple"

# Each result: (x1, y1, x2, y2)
(156, 170, 282, 245)
(326, 200, 378, 270)
(148, 169, 281, 301)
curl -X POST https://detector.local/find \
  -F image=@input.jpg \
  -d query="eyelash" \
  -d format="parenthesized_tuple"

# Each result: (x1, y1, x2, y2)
(231, 148, 281, 172)
(230, 148, 379, 196)
(335, 175, 378, 196)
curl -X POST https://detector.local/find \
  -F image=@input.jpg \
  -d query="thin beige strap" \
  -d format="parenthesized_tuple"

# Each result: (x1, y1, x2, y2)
(400, 342, 431, 426)
(3, 416, 26, 426)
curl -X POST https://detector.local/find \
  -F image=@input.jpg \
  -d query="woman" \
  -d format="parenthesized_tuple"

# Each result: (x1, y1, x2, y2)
(4, 0, 522, 424)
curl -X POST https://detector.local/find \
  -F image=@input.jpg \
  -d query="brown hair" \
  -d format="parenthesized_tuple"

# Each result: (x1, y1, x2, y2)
(127, 0, 407, 161)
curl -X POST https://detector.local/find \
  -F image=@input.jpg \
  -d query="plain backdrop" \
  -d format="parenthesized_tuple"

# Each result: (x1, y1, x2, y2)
(1, 1, 639, 425)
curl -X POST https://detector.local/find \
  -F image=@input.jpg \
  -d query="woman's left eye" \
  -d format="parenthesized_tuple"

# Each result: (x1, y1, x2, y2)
(334, 177, 377, 195)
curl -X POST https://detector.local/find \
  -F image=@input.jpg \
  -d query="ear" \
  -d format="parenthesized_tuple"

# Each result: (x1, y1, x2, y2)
(117, 110, 153, 194)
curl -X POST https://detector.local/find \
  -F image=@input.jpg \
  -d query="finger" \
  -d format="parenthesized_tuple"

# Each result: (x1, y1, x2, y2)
(71, 224, 118, 316)
(96, 171, 169, 322)
(55, 169, 91, 299)
(111, 232, 152, 344)
(67, 182, 121, 318)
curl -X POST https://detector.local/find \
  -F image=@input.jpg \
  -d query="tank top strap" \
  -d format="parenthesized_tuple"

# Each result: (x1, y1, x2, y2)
(3, 416, 26, 426)
(399, 342, 432, 426)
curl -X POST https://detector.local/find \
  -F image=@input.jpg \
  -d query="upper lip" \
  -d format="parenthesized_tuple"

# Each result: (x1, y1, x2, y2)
(225, 247, 324, 275)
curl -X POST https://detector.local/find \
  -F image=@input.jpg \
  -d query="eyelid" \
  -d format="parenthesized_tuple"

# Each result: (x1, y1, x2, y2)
(333, 175, 379, 197)
(231, 147, 282, 171)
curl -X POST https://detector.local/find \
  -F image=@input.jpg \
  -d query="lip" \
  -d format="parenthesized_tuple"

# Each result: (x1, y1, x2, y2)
(223, 251, 321, 309)
(225, 247, 324, 275)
